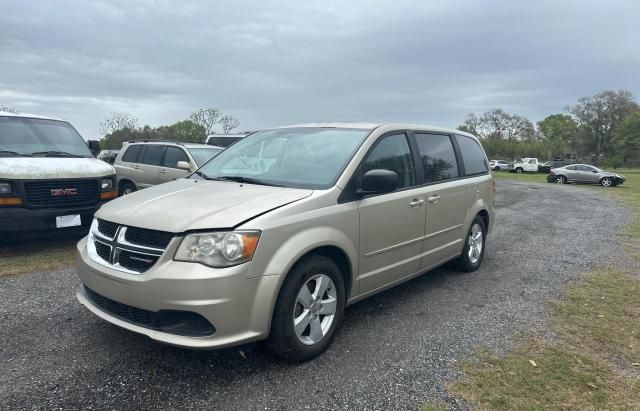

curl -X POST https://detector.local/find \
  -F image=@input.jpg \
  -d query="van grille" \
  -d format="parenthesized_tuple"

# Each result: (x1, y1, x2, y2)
(24, 179, 99, 207)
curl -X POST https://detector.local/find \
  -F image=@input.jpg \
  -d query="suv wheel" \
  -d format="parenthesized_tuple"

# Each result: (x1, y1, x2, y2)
(119, 182, 136, 196)
(454, 216, 486, 272)
(266, 255, 345, 361)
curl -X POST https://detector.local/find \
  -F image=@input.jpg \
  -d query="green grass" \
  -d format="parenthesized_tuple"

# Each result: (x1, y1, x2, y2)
(0, 237, 78, 277)
(423, 169, 640, 410)
(491, 170, 548, 183)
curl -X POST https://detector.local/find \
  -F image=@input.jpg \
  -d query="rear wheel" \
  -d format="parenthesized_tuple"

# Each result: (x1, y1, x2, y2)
(600, 177, 613, 187)
(119, 182, 136, 196)
(555, 175, 567, 184)
(494, 166, 501, 171)
(266, 255, 345, 361)
(515, 168, 523, 174)
(454, 216, 486, 272)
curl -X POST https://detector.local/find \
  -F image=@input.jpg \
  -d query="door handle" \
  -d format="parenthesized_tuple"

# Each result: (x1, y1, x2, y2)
(428, 195, 441, 203)
(160, 169, 167, 174)
(133, 165, 140, 169)
(409, 199, 425, 207)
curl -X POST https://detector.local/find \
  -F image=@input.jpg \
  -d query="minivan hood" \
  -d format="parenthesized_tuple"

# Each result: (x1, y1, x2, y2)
(97, 178, 314, 232)
(0, 158, 115, 179)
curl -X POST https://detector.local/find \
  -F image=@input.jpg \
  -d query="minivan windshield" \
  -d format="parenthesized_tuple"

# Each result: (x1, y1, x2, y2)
(195, 127, 370, 189)
(0, 116, 92, 157)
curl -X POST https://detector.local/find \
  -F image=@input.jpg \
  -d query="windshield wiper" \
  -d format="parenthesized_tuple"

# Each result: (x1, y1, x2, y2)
(193, 170, 210, 179)
(0, 150, 32, 157)
(31, 150, 84, 158)
(213, 175, 284, 187)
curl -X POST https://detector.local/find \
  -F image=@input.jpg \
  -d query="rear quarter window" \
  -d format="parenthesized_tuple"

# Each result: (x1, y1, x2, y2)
(122, 145, 142, 162)
(455, 135, 489, 176)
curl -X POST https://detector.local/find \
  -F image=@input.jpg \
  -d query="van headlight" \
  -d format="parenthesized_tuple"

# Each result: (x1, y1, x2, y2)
(101, 178, 114, 191)
(174, 231, 260, 267)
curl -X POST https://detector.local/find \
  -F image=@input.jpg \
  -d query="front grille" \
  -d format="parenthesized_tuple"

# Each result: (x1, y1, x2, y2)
(83, 286, 215, 337)
(94, 241, 111, 262)
(24, 179, 99, 208)
(118, 249, 159, 272)
(125, 227, 173, 249)
(97, 219, 118, 239)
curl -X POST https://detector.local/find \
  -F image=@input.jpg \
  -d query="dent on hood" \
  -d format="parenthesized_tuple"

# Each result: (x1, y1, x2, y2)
(0, 158, 115, 179)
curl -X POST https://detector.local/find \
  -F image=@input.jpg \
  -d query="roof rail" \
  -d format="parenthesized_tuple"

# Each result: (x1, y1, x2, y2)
(126, 139, 187, 145)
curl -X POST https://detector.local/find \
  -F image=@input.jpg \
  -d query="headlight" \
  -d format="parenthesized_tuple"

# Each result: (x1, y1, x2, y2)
(174, 231, 260, 267)
(0, 182, 11, 195)
(101, 178, 114, 191)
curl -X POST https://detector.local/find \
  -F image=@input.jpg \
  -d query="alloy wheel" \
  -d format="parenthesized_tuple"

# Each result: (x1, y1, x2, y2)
(293, 274, 337, 346)
(601, 177, 612, 187)
(468, 223, 483, 264)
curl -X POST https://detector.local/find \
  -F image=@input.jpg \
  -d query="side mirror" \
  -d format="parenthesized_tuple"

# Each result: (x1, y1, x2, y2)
(358, 169, 398, 196)
(88, 140, 101, 156)
(592, 170, 598, 173)
(177, 161, 192, 171)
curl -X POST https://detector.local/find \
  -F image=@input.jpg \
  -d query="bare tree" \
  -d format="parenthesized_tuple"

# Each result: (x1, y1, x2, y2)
(459, 109, 534, 140)
(568, 90, 638, 166)
(220, 114, 240, 134)
(99, 112, 138, 136)
(0, 105, 17, 113)
(189, 108, 221, 138)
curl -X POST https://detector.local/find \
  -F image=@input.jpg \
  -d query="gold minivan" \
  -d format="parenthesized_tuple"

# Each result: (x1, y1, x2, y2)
(76, 123, 494, 361)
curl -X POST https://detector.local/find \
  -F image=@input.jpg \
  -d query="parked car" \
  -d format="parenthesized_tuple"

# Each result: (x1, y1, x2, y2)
(508, 157, 539, 173)
(538, 159, 567, 173)
(114, 141, 223, 195)
(490, 160, 510, 171)
(548, 164, 625, 186)
(205, 133, 248, 148)
(97, 150, 119, 165)
(76, 123, 495, 361)
(0, 111, 116, 238)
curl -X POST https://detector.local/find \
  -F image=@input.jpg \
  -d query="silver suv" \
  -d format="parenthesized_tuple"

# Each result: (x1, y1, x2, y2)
(114, 141, 223, 195)
(76, 123, 495, 361)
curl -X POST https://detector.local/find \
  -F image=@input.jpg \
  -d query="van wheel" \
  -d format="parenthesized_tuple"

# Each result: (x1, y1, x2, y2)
(119, 182, 136, 196)
(454, 216, 486, 272)
(266, 255, 345, 362)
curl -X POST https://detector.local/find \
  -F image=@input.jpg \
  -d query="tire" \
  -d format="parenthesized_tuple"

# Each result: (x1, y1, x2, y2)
(453, 216, 486, 272)
(494, 166, 501, 171)
(119, 182, 136, 196)
(600, 177, 613, 187)
(266, 255, 346, 362)
(515, 168, 524, 174)
(555, 175, 567, 184)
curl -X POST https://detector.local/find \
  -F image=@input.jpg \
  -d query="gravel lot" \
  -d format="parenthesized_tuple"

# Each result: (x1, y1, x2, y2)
(0, 180, 631, 410)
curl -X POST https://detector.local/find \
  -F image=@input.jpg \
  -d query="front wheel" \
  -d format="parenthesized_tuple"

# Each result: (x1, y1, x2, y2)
(555, 175, 567, 184)
(600, 177, 613, 187)
(515, 168, 523, 174)
(266, 255, 345, 361)
(119, 182, 136, 196)
(494, 166, 501, 171)
(454, 216, 486, 272)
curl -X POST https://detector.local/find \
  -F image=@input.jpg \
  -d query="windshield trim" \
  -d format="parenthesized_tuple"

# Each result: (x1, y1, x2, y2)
(191, 127, 375, 190)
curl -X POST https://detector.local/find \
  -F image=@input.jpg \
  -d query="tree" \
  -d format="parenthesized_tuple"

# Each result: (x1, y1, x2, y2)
(615, 110, 640, 167)
(99, 112, 138, 136)
(189, 108, 221, 139)
(0, 105, 17, 113)
(458, 109, 535, 140)
(568, 90, 638, 166)
(537, 114, 579, 158)
(166, 120, 206, 143)
(220, 114, 240, 134)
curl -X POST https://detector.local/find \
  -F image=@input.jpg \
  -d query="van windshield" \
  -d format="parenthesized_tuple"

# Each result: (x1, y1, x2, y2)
(196, 127, 369, 189)
(0, 116, 92, 157)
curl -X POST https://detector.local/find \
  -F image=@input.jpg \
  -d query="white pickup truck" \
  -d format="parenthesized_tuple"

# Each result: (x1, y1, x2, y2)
(508, 157, 539, 173)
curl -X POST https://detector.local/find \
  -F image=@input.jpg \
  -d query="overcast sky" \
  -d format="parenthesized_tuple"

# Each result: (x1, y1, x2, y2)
(1, 0, 639, 139)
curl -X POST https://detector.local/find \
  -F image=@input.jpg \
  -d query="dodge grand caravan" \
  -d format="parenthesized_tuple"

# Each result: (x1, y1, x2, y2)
(76, 123, 494, 361)
(1, 111, 116, 238)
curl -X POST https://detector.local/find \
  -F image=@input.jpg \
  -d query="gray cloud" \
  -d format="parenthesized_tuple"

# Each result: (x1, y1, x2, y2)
(1, 0, 639, 138)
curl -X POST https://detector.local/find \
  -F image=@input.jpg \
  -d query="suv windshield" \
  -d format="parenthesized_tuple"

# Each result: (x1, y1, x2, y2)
(0, 116, 92, 157)
(188, 147, 222, 166)
(196, 127, 369, 189)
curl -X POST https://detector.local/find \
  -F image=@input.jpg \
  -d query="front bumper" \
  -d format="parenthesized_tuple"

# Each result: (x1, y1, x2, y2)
(0, 203, 105, 234)
(75, 237, 281, 349)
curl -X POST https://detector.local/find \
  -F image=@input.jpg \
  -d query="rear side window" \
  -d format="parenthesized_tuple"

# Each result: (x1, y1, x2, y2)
(455, 135, 488, 175)
(413, 133, 459, 183)
(363, 134, 415, 189)
(122, 145, 142, 163)
(140, 145, 165, 166)
(163, 146, 189, 168)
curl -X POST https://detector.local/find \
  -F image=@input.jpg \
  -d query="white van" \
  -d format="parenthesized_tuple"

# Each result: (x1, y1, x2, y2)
(0, 111, 117, 238)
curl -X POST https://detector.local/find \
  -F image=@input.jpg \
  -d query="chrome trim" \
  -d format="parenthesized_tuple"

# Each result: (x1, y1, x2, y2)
(363, 224, 463, 257)
(117, 226, 166, 253)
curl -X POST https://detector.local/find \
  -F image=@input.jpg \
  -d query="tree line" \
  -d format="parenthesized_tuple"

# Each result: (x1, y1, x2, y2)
(458, 90, 640, 167)
(99, 108, 242, 149)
